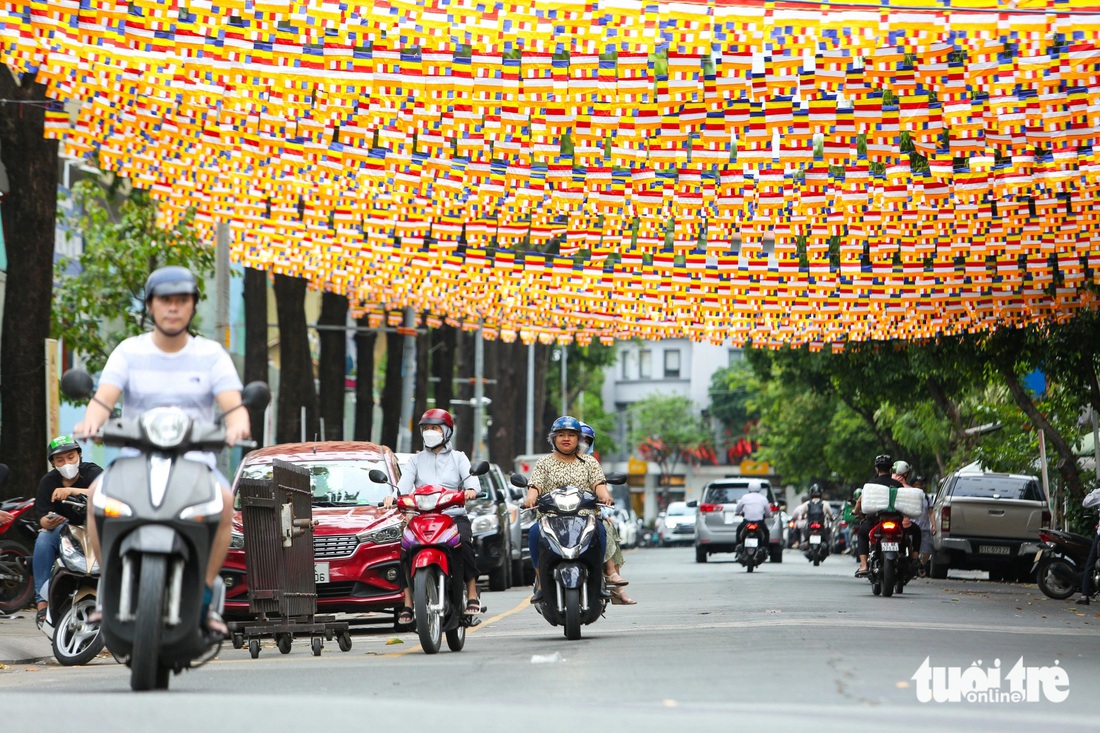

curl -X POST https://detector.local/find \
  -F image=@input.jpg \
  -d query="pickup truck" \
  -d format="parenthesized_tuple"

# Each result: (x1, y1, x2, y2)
(930, 471, 1051, 582)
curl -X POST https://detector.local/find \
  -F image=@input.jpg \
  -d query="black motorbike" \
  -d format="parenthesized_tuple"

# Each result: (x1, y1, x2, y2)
(62, 368, 269, 691)
(0, 496, 39, 615)
(1033, 528, 1096, 601)
(509, 472, 626, 640)
(42, 496, 106, 666)
(803, 521, 829, 566)
(867, 512, 907, 597)
(736, 520, 769, 572)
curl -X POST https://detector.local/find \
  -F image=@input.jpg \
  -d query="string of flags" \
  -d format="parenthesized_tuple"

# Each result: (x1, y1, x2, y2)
(3, 0, 1100, 348)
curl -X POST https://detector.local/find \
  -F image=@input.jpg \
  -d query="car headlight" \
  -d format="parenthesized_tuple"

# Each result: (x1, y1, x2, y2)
(415, 494, 439, 512)
(358, 525, 402, 545)
(60, 534, 88, 574)
(471, 514, 500, 535)
(139, 407, 192, 449)
(229, 530, 245, 550)
(665, 518, 675, 528)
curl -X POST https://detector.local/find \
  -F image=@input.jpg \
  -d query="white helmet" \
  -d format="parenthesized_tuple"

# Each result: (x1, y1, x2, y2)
(893, 460, 911, 477)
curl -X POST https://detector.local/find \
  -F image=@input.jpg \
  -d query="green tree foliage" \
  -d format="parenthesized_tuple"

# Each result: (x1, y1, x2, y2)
(708, 359, 759, 432)
(52, 179, 212, 373)
(628, 394, 709, 485)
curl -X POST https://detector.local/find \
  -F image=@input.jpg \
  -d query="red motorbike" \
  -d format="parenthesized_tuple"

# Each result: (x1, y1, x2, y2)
(867, 512, 907, 597)
(370, 462, 489, 654)
(0, 497, 39, 615)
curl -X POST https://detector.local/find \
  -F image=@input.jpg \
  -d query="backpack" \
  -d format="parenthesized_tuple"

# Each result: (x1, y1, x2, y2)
(806, 500, 826, 524)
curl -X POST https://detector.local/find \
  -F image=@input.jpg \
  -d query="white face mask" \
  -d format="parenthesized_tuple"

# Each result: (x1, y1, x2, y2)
(57, 463, 80, 480)
(422, 430, 445, 449)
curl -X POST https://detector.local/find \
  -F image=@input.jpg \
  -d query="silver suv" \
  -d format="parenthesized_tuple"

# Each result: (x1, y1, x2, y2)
(689, 479, 784, 564)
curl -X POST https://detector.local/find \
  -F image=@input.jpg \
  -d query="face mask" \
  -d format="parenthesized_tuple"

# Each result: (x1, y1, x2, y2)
(422, 430, 445, 448)
(57, 463, 80, 480)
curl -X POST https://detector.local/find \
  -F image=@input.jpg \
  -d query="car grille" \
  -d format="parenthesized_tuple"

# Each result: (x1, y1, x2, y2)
(316, 582, 358, 600)
(672, 525, 694, 534)
(314, 534, 360, 559)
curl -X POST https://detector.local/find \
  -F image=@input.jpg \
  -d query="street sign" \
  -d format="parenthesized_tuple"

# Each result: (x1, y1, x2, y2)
(627, 457, 648, 475)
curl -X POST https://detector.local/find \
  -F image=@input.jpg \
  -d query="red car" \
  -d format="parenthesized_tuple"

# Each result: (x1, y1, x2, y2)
(220, 442, 406, 625)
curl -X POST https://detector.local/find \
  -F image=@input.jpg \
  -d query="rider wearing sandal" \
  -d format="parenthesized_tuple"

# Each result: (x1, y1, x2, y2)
(384, 409, 483, 625)
(579, 422, 635, 605)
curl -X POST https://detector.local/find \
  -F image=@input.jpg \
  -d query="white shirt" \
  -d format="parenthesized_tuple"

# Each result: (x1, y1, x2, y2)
(396, 446, 479, 517)
(734, 491, 772, 522)
(1084, 488, 1100, 534)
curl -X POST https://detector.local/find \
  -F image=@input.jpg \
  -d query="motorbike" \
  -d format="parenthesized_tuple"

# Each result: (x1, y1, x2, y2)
(1033, 528, 1096, 601)
(0, 496, 38, 615)
(369, 462, 490, 655)
(509, 472, 627, 640)
(867, 512, 908, 597)
(803, 521, 829, 566)
(736, 519, 769, 572)
(61, 368, 270, 691)
(831, 519, 849, 555)
(41, 496, 106, 666)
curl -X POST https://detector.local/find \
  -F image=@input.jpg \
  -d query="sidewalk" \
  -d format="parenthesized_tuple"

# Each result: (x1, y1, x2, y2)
(0, 611, 54, 664)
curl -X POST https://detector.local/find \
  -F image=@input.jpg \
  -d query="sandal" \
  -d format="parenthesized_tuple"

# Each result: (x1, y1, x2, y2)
(204, 608, 228, 638)
(605, 572, 629, 587)
(35, 606, 47, 629)
(397, 606, 414, 625)
(465, 599, 484, 614)
(854, 568, 870, 578)
(610, 588, 637, 606)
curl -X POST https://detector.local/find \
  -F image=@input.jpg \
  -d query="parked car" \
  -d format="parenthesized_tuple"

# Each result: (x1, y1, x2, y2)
(657, 501, 697, 546)
(493, 463, 528, 587)
(689, 479, 786, 563)
(222, 442, 405, 624)
(469, 463, 515, 591)
(615, 506, 640, 549)
(930, 470, 1050, 582)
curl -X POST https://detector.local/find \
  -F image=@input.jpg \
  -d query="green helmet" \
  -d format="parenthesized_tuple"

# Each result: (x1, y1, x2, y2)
(853, 487, 863, 500)
(47, 434, 81, 460)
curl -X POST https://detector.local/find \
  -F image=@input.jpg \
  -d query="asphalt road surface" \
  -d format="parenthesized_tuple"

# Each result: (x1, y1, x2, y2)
(3, 547, 1098, 731)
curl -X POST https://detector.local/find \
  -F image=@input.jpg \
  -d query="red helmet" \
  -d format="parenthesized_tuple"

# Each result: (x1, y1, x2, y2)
(419, 409, 454, 444)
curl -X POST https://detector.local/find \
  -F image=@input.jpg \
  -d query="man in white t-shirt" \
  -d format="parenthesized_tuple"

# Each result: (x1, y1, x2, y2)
(75, 266, 250, 635)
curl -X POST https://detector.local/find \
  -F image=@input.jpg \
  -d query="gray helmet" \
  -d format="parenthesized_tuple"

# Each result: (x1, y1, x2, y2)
(144, 266, 200, 304)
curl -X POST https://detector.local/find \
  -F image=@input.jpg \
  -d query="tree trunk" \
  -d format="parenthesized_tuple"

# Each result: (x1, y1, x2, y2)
(452, 329, 474, 455)
(242, 267, 268, 449)
(353, 317, 376, 442)
(997, 362, 1086, 500)
(431, 324, 456, 417)
(0, 68, 58, 498)
(317, 291, 348, 441)
(485, 339, 522, 470)
(273, 274, 318, 443)
(534, 342, 551, 452)
(411, 324, 429, 451)
(379, 326, 403, 449)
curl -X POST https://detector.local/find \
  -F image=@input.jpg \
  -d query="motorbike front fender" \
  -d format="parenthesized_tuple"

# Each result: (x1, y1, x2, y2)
(883, 551, 898, 562)
(554, 563, 584, 589)
(119, 524, 189, 558)
(411, 548, 449, 575)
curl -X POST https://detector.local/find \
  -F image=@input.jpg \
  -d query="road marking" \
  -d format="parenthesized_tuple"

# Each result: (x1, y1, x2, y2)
(379, 597, 532, 658)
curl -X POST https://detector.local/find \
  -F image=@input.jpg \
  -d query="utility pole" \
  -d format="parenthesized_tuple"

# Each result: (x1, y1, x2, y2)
(525, 342, 534, 455)
(473, 324, 485, 463)
(215, 222, 231, 477)
(560, 345, 568, 414)
(397, 307, 417, 453)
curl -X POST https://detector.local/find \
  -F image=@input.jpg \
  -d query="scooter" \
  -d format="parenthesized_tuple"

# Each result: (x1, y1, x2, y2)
(41, 496, 106, 666)
(1033, 528, 1096, 601)
(509, 472, 627, 640)
(803, 521, 829, 566)
(867, 512, 907, 597)
(369, 463, 490, 654)
(736, 520, 769, 572)
(61, 368, 269, 691)
(0, 497, 38, 615)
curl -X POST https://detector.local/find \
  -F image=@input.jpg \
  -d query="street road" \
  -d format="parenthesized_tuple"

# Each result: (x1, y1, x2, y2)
(2, 547, 1098, 731)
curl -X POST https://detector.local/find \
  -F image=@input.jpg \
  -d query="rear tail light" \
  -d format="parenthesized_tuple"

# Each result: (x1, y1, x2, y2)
(1041, 510, 1051, 529)
(769, 503, 779, 513)
(746, 523, 758, 530)
(941, 506, 951, 533)
(881, 521, 898, 532)
(1038, 530, 1052, 544)
(810, 522, 822, 530)
(699, 504, 722, 513)
(838, 520, 847, 528)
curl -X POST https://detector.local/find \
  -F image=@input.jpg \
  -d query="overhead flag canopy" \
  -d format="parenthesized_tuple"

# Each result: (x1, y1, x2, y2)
(3, 0, 1100, 347)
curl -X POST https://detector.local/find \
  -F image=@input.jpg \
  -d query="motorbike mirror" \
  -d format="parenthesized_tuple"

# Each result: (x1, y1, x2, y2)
(60, 368, 95, 400)
(470, 460, 490, 477)
(510, 473, 528, 488)
(367, 469, 389, 484)
(604, 472, 627, 486)
(241, 381, 272, 410)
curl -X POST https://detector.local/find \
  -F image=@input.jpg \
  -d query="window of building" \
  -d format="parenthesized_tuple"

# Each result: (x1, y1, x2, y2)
(728, 349, 744, 365)
(664, 349, 681, 378)
(639, 349, 652, 379)
(622, 350, 634, 380)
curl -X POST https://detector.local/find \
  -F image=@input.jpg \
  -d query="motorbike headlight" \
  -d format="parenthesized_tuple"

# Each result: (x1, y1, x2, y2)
(229, 530, 245, 550)
(59, 535, 88, 574)
(179, 487, 225, 522)
(553, 494, 580, 513)
(471, 514, 500, 535)
(92, 487, 133, 518)
(415, 494, 439, 512)
(140, 407, 192, 449)
(358, 525, 402, 545)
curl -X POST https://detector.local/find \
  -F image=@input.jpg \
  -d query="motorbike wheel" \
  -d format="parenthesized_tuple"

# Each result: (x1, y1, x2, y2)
(871, 581, 882, 595)
(413, 568, 443, 655)
(131, 555, 169, 691)
(882, 560, 895, 598)
(563, 587, 582, 641)
(52, 596, 105, 666)
(446, 623, 466, 652)
(746, 561, 754, 573)
(0, 539, 34, 615)
(813, 557, 820, 567)
(1036, 558, 1078, 600)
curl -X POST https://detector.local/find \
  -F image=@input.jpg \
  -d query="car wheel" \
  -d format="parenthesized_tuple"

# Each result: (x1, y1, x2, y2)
(930, 555, 949, 580)
(512, 557, 524, 587)
(695, 546, 707, 564)
(769, 545, 783, 563)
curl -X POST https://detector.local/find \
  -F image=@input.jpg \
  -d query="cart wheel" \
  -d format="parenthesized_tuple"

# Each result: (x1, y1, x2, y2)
(231, 633, 244, 650)
(249, 638, 261, 659)
(337, 631, 352, 652)
(325, 629, 334, 642)
(277, 633, 293, 655)
(311, 637, 323, 656)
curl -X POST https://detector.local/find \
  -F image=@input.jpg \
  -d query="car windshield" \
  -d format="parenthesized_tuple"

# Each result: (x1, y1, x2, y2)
(667, 503, 693, 516)
(951, 475, 1044, 501)
(239, 459, 392, 506)
(704, 485, 774, 504)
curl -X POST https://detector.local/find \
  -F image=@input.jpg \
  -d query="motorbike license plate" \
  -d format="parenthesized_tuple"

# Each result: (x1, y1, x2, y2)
(981, 545, 1011, 555)
(315, 562, 330, 584)
(744, 538, 758, 548)
(723, 512, 736, 525)
(880, 542, 900, 552)
(809, 535, 822, 545)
